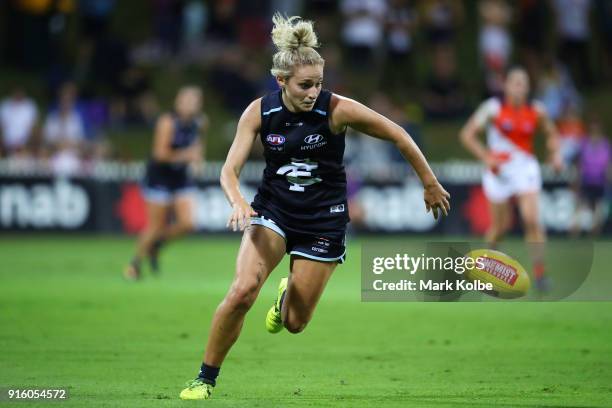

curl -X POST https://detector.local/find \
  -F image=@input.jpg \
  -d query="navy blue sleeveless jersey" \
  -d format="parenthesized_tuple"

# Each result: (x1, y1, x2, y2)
(251, 89, 349, 234)
(170, 115, 201, 150)
(144, 114, 202, 192)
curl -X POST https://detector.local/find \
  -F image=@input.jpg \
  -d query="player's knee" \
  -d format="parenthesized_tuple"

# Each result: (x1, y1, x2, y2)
(285, 320, 307, 334)
(226, 282, 258, 312)
(284, 314, 309, 334)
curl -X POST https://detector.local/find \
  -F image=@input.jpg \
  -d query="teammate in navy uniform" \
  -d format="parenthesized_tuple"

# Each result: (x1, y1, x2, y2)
(124, 86, 205, 280)
(180, 15, 450, 400)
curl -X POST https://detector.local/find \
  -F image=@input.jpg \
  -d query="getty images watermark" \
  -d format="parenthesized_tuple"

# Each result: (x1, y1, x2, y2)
(371, 253, 492, 292)
(361, 241, 611, 302)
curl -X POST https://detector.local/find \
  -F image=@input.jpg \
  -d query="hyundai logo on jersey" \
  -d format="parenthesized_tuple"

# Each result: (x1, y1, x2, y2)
(266, 134, 286, 145)
(304, 134, 324, 144)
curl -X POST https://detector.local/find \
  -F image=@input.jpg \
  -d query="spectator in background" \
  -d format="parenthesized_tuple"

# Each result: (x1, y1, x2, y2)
(91, 33, 130, 94)
(340, 0, 387, 71)
(79, 0, 116, 43)
(307, 0, 337, 14)
(515, 0, 549, 80)
(556, 104, 586, 166)
(419, 0, 464, 48)
(152, 0, 185, 57)
(42, 82, 87, 175)
(272, 0, 303, 16)
(209, 47, 259, 115)
(236, 0, 271, 50)
(383, 0, 417, 92)
(181, 0, 207, 61)
(304, 0, 337, 45)
(0, 87, 39, 158)
(319, 45, 347, 94)
(5, 0, 74, 70)
(114, 66, 159, 126)
(478, 0, 512, 97)
(536, 56, 581, 122)
(206, 0, 239, 45)
(594, 0, 612, 81)
(423, 45, 466, 120)
(573, 117, 610, 236)
(551, 0, 593, 87)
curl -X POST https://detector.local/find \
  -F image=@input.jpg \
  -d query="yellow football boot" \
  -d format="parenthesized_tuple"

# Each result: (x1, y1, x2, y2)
(179, 378, 213, 400)
(265, 277, 288, 333)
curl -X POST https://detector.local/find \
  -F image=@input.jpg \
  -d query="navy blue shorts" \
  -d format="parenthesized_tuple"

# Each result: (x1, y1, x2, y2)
(142, 161, 196, 204)
(249, 210, 347, 264)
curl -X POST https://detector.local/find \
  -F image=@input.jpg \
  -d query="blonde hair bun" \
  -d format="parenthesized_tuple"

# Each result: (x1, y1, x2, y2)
(270, 13, 324, 78)
(271, 13, 319, 51)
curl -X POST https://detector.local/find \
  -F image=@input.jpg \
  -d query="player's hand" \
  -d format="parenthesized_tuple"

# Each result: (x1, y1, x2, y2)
(227, 199, 258, 232)
(484, 152, 509, 175)
(188, 146, 202, 162)
(189, 160, 204, 176)
(484, 155, 501, 171)
(424, 182, 451, 220)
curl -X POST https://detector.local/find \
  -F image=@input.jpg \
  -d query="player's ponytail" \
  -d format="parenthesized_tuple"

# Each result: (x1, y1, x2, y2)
(270, 13, 324, 78)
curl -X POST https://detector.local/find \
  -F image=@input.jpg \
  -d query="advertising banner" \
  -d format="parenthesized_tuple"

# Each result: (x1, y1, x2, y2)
(1, 170, 609, 235)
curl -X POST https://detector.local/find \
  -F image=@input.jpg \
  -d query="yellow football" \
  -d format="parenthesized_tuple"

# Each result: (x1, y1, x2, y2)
(464, 249, 531, 299)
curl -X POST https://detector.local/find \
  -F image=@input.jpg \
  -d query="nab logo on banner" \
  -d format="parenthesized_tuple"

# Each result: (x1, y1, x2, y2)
(0, 179, 90, 229)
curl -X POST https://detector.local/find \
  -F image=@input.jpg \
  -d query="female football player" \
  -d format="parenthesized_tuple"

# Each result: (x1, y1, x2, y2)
(459, 66, 561, 291)
(124, 86, 205, 280)
(180, 15, 450, 400)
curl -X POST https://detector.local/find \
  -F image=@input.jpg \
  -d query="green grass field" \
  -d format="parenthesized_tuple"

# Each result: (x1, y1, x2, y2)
(1, 235, 612, 407)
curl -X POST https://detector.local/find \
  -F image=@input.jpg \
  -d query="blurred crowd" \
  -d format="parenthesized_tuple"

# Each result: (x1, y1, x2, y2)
(0, 0, 610, 180)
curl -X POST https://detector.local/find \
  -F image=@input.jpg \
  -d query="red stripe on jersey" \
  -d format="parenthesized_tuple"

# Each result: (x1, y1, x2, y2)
(493, 102, 539, 154)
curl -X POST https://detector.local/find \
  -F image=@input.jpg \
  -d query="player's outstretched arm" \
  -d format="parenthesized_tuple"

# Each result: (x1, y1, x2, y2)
(330, 95, 450, 219)
(535, 102, 563, 171)
(220, 98, 261, 231)
(459, 103, 491, 164)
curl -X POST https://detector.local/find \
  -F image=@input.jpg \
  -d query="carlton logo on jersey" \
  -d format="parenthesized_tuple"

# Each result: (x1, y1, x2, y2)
(301, 134, 327, 151)
(276, 158, 322, 192)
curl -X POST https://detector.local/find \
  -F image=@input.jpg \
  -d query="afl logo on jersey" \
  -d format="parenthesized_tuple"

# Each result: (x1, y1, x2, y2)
(304, 134, 324, 144)
(266, 134, 286, 145)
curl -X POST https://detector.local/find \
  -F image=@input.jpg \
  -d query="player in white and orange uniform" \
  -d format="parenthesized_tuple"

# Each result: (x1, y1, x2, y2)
(460, 67, 562, 291)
